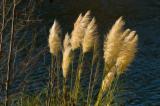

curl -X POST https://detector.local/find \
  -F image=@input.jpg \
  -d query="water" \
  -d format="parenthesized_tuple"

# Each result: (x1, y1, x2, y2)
(1, 0, 160, 105)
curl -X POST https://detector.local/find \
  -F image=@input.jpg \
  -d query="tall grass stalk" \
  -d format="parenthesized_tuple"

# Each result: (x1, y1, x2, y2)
(55, 55, 61, 104)
(88, 58, 101, 105)
(72, 51, 84, 105)
(47, 55, 55, 106)
(5, 0, 16, 105)
(86, 53, 98, 106)
(82, 16, 99, 106)
(63, 78, 67, 106)
(87, 36, 101, 105)
(69, 51, 76, 105)
(94, 65, 109, 106)
(104, 72, 120, 105)
(48, 19, 62, 105)
(86, 57, 94, 106)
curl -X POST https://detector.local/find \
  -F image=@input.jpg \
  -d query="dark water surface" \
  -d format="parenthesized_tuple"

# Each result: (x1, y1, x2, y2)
(1, 0, 160, 105)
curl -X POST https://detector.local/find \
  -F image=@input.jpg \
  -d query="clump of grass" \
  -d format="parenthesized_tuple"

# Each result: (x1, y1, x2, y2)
(1, 6, 138, 105)
(47, 11, 138, 106)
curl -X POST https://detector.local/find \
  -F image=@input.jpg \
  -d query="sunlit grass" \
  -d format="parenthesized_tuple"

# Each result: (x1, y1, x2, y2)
(0, 0, 138, 105)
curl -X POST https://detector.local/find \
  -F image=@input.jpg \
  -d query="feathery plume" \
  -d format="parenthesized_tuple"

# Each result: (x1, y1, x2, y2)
(80, 10, 92, 29)
(82, 18, 98, 53)
(63, 33, 70, 50)
(62, 46, 72, 78)
(116, 31, 138, 73)
(71, 10, 92, 50)
(62, 33, 72, 78)
(48, 20, 62, 56)
(104, 17, 125, 68)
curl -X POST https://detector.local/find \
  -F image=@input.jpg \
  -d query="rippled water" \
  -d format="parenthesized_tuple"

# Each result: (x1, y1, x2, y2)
(1, 0, 160, 105)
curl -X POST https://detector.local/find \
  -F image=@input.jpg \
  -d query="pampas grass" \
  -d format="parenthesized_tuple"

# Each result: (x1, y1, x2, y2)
(62, 34, 72, 105)
(95, 17, 138, 106)
(62, 47, 72, 78)
(63, 33, 70, 50)
(82, 17, 98, 53)
(47, 14, 138, 106)
(116, 31, 138, 73)
(104, 17, 125, 69)
(71, 11, 92, 50)
(1, 9, 138, 106)
(62, 33, 72, 79)
(48, 20, 62, 56)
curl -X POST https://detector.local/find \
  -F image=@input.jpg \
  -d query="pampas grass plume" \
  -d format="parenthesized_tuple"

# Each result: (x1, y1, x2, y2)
(74, 13, 83, 28)
(71, 10, 92, 50)
(70, 13, 83, 50)
(80, 10, 92, 29)
(82, 17, 98, 53)
(62, 34, 72, 78)
(48, 20, 62, 56)
(104, 17, 125, 68)
(116, 31, 138, 73)
(63, 33, 70, 50)
(62, 46, 72, 79)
